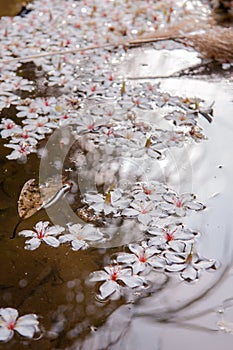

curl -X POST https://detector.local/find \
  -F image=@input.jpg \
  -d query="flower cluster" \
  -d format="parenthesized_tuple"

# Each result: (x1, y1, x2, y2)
(81, 181, 206, 228)
(90, 236, 217, 300)
(0, 0, 211, 163)
(18, 220, 105, 251)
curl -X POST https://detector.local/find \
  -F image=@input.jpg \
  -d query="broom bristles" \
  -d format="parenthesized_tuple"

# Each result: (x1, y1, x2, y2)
(189, 27, 233, 62)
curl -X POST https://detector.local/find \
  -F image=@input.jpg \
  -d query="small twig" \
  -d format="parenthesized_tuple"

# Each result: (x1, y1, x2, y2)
(0, 42, 126, 64)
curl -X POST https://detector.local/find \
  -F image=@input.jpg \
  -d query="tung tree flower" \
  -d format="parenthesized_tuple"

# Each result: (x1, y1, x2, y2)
(89, 264, 145, 300)
(117, 241, 164, 274)
(131, 181, 168, 202)
(83, 188, 130, 215)
(76, 115, 108, 134)
(133, 135, 162, 159)
(0, 308, 40, 342)
(59, 223, 104, 250)
(122, 199, 164, 226)
(164, 110, 197, 127)
(19, 221, 65, 250)
(164, 243, 217, 282)
(147, 223, 198, 251)
(160, 192, 205, 217)
(0, 118, 21, 138)
(5, 142, 36, 162)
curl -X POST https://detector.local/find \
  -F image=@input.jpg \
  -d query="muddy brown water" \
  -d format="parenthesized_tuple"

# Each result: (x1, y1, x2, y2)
(0, 2, 233, 350)
(0, 0, 28, 17)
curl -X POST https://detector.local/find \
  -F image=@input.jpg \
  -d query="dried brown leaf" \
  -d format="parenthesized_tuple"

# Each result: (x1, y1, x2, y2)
(18, 179, 43, 219)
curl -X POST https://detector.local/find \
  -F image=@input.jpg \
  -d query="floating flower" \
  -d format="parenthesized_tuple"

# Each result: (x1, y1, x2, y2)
(117, 241, 164, 274)
(5, 141, 36, 162)
(59, 223, 104, 250)
(22, 116, 57, 135)
(10, 127, 44, 145)
(0, 307, 39, 342)
(122, 199, 163, 226)
(89, 264, 145, 300)
(160, 192, 205, 216)
(16, 103, 39, 119)
(0, 93, 20, 111)
(147, 223, 198, 251)
(19, 221, 65, 250)
(133, 135, 162, 159)
(76, 115, 107, 134)
(0, 118, 21, 138)
(164, 243, 217, 281)
(84, 188, 130, 215)
(160, 130, 186, 148)
(164, 110, 197, 126)
(131, 181, 168, 202)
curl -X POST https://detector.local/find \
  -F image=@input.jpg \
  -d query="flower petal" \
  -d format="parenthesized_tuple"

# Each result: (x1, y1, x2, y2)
(81, 225, 104, 241)
(71, 239, 88, 251)
(45, 225, 65, 236)
(138, 213, 152, 226)
(117, 253, 136, 265)
(25, 238, 41, 250)
(14, 325, 37, 338)
(99, 280, 118, 299)
(89, 270, 109, 282)
(59, 234, 74, 243)
(122, 208, 139, 217)
(119, 275, 144, 288)
(180, 265, 198, 281)
(0, 308, 18, 323)
(43, 236, 60, 248)
(15, 314, 39, 327)
(0, 328, 14, 342)
(18, 230, 35, 238)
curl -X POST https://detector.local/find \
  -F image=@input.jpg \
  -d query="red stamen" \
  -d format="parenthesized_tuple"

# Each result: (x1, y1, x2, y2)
(139, 254, 147, 263)
(143, 186, 152, 195)
(6, 123, 13, 129)
(111, 271, 118, 281)
(7, 322, 15, 330)
(37, 229, 44, 239)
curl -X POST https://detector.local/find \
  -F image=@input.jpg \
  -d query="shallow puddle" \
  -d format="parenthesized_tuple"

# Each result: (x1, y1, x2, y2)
(0, 1, 233, 349)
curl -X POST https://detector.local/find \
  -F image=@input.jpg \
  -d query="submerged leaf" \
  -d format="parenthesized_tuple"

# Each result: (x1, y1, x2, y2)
(18, 177, 72, 220)
(18, 179, 43, 219)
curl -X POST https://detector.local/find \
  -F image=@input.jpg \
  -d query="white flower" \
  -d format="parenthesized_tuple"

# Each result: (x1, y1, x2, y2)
(84, 188, 129, 215)
(133, 135, 162, 159)
(131, 181, 167, 202)
(0, 118, 21, 138)
(147, 223, 198, 251)
(117, 241, 164, 274)
(89, 264, 144, 300)
(165, 110, 197, 126)
(5, 142, 36, 162)
(164, 242, 217, 281)
(22, 116, 57, 135)
(59, 223, 104, 250)
(16, 103, 39, 119)
(122, 199, 161, 226)
(19, 221, 65, 250)
(76, 115, 107, 134)
(0, 308, 39, 342)
(160, 192, 205, 216)
(160, 130, 186, 148)
(10, 127, 44, 145)
(33, 97, 58, 114)
(0, 93, 20, 111)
